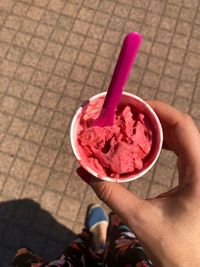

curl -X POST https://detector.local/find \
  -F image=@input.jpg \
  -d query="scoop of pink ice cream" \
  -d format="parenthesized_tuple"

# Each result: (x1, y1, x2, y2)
(77, 101, 152, 178)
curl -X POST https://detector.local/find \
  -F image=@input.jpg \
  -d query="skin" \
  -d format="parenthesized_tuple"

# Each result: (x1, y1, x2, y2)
(77, 100, 200, 267)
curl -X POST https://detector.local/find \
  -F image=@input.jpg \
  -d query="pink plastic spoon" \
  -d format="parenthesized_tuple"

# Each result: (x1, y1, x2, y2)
(92, 32, 142, 127)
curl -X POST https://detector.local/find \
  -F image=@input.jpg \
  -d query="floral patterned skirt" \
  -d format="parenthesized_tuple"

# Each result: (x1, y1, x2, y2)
(12, 213, 153, 267)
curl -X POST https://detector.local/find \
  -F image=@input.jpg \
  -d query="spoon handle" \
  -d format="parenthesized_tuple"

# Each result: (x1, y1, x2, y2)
(93, 32, 142, 127)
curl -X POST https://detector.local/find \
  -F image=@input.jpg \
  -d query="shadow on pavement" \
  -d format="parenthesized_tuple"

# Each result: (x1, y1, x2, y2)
(0, 198, 76, 266)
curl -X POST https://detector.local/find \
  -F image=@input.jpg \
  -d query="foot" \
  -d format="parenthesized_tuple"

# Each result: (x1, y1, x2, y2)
(85, 204, 108, 253)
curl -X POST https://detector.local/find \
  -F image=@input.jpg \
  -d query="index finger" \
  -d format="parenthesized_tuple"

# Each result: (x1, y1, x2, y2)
(147, 100, 200, 170)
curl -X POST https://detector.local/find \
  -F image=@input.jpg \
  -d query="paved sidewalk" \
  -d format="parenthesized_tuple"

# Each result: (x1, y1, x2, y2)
(0, 0, 199, 265)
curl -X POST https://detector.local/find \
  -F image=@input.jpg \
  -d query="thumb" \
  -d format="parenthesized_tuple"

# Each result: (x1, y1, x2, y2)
(77, 167, 151, 232)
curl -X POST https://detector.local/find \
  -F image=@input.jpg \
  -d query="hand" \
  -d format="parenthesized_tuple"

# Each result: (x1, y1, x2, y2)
(77, 100, 200, 267)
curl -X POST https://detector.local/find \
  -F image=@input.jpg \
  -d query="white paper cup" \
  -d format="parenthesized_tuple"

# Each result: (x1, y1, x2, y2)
(70, 92, 163, 183)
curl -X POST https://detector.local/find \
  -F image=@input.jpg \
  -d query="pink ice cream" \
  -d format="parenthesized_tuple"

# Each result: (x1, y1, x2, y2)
(77, 97, 153, 178)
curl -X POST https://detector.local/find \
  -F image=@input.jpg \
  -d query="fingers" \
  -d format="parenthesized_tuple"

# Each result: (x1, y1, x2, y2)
(77, 167, 152, 232)
(147, 100, 200, 171)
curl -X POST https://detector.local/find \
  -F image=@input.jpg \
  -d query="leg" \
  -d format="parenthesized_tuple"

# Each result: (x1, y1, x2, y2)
(47, 204, 109, 267)
(58, 228, 98, 267)
(104, 213, 153, 267)
(85, 204, 108, 254)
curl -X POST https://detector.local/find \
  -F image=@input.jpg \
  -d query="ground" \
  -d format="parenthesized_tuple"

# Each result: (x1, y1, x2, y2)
(0, 0, 199, 266)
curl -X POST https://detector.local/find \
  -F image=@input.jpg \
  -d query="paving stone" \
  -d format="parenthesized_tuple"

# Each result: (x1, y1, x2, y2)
(42, 10, 59, 26)
(0, 75, 9, 94)
(53, 152, 74, 173)
(15, 30, 29, 48)
(36, 24, 53, 39)
(15, 65, 34, 83)
(22, 182, 43, 201)
(51, 25, 69, 44)
(8, 117, 29, 138)
(70, 66, 89, 83)
(63, 2, 80, 18)
(0, 134, 21, 156)
(156, 91, 174, 104)
(50, 112, 71, 132)
(23, 85, 43, 104)
(65, 175, 87, 200)
(78, 7, 95, 23)
(33, 106, 54, 127)
(28, 163, 50, 186)
(25, 123, 47, 144)
(173, 96, 191, 113)
(16, 101, 37, 121)
(153, 164, 175, 187)
(58, 195, 81, 221)
(31, 70, 51, 88)
(148, 182, 169, 198)
(2, 176, 24, 199)
(41, 190, 61, 214)
(47, 171, 69, 193)
(36, 146, 58, 168)
(190, 102, 200, 119)
(57, 96, 77, 115)
(10, 158, 32, 180)
(29, 37, 47, 53)
(0, 59, 18, 77)
(20, 18, 38, 34)
(0, 0, 199, 263)
(45, 41, 63, 58)
(0, 173, 6, 190)
(194, 86, 200, 103)
(0, 152, 14, 173)
(18, 140, 39, 161)
(0, 42, 9, 58)
(129, 177, 150, 198)
(38, 56, 56, 73)
(0, 112, 12, 132)
(8, 80, 27, 98)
